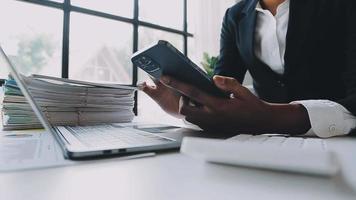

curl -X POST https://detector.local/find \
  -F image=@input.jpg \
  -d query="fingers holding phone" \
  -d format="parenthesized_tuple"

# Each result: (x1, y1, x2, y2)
(138, 80, 183, 118)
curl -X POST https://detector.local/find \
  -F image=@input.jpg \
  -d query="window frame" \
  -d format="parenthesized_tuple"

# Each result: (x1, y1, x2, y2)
(2, 0, 193, 114)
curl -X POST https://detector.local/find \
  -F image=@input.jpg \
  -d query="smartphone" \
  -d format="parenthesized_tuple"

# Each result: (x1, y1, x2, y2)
(131, 40, 228, 98)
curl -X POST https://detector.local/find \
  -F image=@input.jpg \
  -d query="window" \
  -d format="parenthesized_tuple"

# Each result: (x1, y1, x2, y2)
(0, 0, 62, 79)
(69, 13, 133, 84)
(0, 0, 192, 117)
(71, 0, 133, 17)
(139, 0, 184, 30)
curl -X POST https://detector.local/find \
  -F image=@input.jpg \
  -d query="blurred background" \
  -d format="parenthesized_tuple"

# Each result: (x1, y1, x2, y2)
(0, 0, 251, 123)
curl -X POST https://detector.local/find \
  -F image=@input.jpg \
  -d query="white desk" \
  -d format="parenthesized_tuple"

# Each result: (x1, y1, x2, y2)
(0, 89, 355, 200)
(1, 134, 356, 200)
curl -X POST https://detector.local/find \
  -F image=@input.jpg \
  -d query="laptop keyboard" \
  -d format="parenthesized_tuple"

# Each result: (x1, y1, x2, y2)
(228, 134, 327, 151)
(66, 125, 174, 148)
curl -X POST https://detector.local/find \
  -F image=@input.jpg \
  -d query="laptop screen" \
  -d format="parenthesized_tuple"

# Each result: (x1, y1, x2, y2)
(0, 46, 55, 133)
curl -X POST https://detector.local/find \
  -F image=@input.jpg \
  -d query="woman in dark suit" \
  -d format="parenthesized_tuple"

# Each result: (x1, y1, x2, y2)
(139, 0, 356, 138)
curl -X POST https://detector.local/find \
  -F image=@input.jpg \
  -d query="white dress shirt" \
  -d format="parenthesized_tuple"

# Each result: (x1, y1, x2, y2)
(254, 0, 356, 138)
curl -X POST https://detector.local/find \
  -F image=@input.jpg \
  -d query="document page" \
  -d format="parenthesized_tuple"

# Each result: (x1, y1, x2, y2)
(0, 130, 75, 172)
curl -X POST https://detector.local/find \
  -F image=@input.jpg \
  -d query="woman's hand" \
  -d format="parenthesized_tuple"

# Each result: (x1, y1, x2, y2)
(160, 75, 311, 135)
(138, 80, 183, 118)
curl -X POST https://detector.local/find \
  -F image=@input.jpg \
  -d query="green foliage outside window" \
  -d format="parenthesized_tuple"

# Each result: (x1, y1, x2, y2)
(200, 52, 218, 77)
(10, 34, 56, 75)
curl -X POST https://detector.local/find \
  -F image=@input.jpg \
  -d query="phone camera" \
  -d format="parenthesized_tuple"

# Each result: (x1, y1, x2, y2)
(139, 56, 152, 66)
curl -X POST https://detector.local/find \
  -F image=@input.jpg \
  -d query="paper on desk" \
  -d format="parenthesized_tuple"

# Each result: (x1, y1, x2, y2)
(0, 129, 156, 172)
(1, 75, 136, 130)
(30, 74, 137, 90)
(0, 130, 75, 172)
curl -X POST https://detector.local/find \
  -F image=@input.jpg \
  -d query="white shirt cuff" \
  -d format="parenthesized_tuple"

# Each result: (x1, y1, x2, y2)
(291, 100, 356, 138)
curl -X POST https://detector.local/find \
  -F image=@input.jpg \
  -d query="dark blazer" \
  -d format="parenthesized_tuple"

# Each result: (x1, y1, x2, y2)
(214, 0, 356, 117)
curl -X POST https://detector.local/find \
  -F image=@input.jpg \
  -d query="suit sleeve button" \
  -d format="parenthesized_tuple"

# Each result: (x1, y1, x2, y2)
(329, 125, 336, 133)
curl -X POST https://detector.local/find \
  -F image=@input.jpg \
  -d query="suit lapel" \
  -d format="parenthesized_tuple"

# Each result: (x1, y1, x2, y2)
(284, 0, 316, 76)
(235, 0, 316, 76)
(238, 10, 257, 67)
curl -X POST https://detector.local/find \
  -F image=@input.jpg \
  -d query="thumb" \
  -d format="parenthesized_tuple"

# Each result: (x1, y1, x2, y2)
(213, 75, 246, 97)
(138, 82, 159, 99)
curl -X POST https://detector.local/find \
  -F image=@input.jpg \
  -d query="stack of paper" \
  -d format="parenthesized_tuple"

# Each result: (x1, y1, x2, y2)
(1, 74, 136, 130)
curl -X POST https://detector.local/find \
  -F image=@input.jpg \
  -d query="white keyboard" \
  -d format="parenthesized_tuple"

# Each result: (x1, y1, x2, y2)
(229, 134, 327, 151)
(180, 135, 340, 176)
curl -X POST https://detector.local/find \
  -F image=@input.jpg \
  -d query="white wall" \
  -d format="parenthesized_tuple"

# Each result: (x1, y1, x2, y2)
(188, 0, 236, 63)
(188, 0, 252, 85)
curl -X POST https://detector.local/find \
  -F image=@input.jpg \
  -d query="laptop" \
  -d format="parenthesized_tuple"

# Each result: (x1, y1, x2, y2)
(0, 46, 198, 159)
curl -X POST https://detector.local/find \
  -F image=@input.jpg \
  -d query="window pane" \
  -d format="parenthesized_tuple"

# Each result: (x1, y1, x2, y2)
(137, 27, 184, 121)
(0, 66, 8, 79)
(139, 0, 183, 30)
(188, 37, 200, 67)
(138, 27, 184, 84)
(138, 27, 184, 52)
(187, 0, 199, 34)
(69, 13, 133, 84)
(71, 0, 133, 18)
(0, 0, 62, 78)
